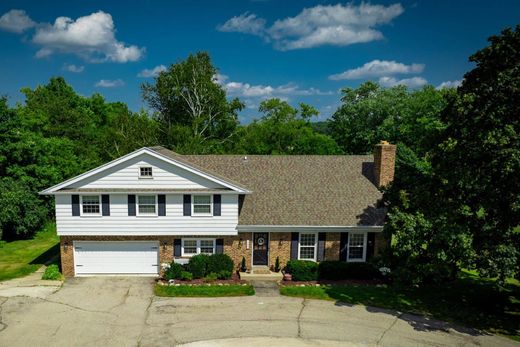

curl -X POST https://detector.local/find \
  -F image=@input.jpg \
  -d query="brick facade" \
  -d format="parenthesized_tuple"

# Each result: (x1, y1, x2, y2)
(223, 232, 252, 271)
(268, 232, 291, 270)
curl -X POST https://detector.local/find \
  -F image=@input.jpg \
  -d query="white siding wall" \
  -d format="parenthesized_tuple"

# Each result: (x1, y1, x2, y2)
(55, 194, 239, 235)
(69, 153, 224, 189)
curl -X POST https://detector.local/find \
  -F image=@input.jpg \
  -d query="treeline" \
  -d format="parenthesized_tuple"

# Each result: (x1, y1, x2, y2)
(0, 27, 518, 284)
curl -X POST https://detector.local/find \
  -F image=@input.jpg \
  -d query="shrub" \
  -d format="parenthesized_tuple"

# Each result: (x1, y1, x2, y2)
(285, 260, 318, 281)
(318, 261, 380, 280)
(204, 272, 218, 282)
(274, 256, 280, 272)
(180, 271, 193, 281)
(42, 264, 62, 280)
(216, 270, 232, 280)
(164, 262, 183, 280)
(240, 257, 247, 272)
(207, 253, 234, 274)
(188, 254, 210, 278)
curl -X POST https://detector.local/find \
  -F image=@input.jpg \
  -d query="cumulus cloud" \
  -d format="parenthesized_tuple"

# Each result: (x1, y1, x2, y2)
(138, 65, 167, 78)
(329, 60, 424, 80)
(0, 9, 35, 33)
(32, 11, 144, 62)
(437, 80, 461, 89)
(218, 3, 404, 50)
(62, 63, 84, 73)
(95, 79, 124, 88)
(378, 76, 427, 88)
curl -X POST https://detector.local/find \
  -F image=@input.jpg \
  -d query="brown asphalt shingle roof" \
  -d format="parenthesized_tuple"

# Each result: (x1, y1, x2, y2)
(151, 147, 385, 227)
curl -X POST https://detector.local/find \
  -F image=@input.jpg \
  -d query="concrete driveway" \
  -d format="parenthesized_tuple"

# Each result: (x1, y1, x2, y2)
(0, 277, 516, 347)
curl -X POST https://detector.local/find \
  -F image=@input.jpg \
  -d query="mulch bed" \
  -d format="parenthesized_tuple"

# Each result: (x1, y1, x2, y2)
(280, 278, 386, 286)
(156, 272, 247, 285)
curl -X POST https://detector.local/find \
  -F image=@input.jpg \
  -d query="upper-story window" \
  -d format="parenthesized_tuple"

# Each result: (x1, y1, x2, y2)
(137, 195, 157, 216)
(192, 195, 212, 216)
(139, 166, 153, 178)
(81, 195, 101, 215)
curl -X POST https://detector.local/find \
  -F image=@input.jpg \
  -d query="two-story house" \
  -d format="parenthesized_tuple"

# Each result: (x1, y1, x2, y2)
(41, 142, 396, 277)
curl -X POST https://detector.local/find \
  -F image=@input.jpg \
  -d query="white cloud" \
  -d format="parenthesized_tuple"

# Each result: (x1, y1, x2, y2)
(218, 3, 404, 50)
(329, 60, 424, 80)
(378, 76, 427, 88)
(437, 80, 461, 89)
(0, 9, 35, 33)
(95, 79, 124, 88)
(32, 11, 144, 62)
(138, 65, 167, 78)
(62, 63, 84, 73)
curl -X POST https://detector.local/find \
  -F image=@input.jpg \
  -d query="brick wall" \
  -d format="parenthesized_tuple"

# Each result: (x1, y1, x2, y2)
(324, 232, 341, 261)
(268, 232, 291, 270)
(223, 232, 252, 271)
(374, 232, 387, 256)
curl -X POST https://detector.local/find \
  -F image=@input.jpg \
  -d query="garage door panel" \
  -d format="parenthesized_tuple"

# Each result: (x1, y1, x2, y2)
(74, 241, 159, 276)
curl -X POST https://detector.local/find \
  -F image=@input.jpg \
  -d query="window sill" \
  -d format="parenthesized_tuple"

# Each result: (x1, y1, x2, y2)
(80, 215, 102, 218)
(136, 215, 159, 218)
(138, 176, 154, 179)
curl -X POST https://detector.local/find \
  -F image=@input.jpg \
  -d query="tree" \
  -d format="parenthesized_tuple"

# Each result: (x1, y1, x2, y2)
(235, 99, 342, 154)
(141, 52, 243, 150)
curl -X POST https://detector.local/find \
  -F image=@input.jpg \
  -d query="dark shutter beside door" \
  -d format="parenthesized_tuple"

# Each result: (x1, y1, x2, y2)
(216, 239, 224, 254)
(317, 232, 326, 261)
(158, 195, 166, 216)
(183, 195, 191, 216)
(101, 195, 110, 216)
(290, 232, 299, 260)
(174, 239, 181, 257)
(339, 233, 349, 261)
(128, 195, 136, 216)
(71, 195, 80, 216)
(366, 233, 376, 260)
(213, 194, 221, 216)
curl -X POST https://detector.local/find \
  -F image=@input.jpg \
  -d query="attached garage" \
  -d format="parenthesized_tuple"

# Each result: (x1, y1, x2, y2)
(73, 241, 160, 276)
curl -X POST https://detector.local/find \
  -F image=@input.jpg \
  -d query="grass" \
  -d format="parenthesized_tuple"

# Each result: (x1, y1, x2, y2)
(280, 270, 520, 341)
(155, 284, 255, 297)
(0, 222, 60, 281)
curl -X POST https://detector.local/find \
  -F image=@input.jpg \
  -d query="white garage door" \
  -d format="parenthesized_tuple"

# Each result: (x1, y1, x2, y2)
(74, 241, 159, 276)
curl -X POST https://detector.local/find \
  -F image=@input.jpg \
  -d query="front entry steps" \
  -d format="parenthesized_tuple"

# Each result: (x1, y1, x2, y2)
(239, 266, 283, 282)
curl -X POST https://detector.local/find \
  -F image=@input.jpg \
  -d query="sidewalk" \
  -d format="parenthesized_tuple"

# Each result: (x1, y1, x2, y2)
(0, 265, 62, 298)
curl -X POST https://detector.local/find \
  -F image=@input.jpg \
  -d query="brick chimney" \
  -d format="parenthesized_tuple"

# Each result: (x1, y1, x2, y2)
(373, 141, 396, 187)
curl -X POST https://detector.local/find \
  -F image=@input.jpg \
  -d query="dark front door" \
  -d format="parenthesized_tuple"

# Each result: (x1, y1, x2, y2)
(253, 233, 269, 265)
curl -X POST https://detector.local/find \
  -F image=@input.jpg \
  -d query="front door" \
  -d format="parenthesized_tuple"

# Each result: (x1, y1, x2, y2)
(253, 233, 269, 266)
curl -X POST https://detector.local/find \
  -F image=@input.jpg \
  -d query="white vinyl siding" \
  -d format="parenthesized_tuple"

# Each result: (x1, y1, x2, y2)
(55, 194, 238, 235)
(347, 232, 367, 262)
(69, 153, 225, 189)
(181, 239, 215, 256)
(298, 233, 317, 261)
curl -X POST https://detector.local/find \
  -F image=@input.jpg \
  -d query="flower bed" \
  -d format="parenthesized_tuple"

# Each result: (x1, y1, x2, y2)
(280, 278, 385, 286)
(156, 271, 247, 286)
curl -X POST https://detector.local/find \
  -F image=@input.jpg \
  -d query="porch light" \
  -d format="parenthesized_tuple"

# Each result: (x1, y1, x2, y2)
(162, 241, 167, 250)
(64, 242, 68, 251)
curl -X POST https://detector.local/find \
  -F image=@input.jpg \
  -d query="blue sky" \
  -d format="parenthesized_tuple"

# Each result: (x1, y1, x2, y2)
(1, 1, 519, 122)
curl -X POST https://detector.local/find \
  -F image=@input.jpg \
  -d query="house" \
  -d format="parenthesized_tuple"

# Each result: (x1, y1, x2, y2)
(41, 142, 396, 277)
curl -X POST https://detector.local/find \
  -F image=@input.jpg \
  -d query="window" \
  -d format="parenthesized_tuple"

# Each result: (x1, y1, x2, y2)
(192, 195, 212, 215)
(81, 195, 100, 215)
(181, 239, 215, 256)
(298, 233, 317, 261)
(348, 233, 367, 262)
(137, 195, 156, 215)
(139, 166, 153, 178)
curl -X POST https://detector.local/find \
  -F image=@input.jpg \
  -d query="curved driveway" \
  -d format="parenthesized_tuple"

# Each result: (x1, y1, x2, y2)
(0, 277, 516, 346)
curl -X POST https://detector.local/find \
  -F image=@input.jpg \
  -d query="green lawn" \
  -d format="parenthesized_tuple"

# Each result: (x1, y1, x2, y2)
(155, 284, 255, 297)
(281, 271, 520, 341)
(0, 223, 60, 281)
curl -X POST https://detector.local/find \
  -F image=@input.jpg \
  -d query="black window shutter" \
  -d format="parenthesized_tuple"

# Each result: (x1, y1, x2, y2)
(158, 195, 166, 216)
(183, 195, 191, 216)
(213, 194, 221, 216)
(71, 195, 80, 216)
(339, 232, 349, 261)
(216, 239, 224, 254)
(128, 195, 136, 216)
(101, 195, 110, 216)
(290, 232, 299, 260)
(317, 232, 326, 262)
(174, 239, 181, 257)
(366, 232, 376, 260)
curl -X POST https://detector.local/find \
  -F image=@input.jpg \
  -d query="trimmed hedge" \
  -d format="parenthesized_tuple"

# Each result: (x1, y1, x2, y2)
(285, 260, 319, 281)
(164, 262, 183, 280)
(207, 253, 234, 275)
(187, 253, 235, 279)
(187, 254, 210, 278)
(41, 264, 62, 280)
(318, 261, 380, 280)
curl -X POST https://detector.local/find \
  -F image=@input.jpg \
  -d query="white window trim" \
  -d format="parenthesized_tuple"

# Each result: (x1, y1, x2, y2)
(191, 194, 213, 217)
(136, 194, 158, 217)
(298, 232, 318, 262)
(181, 238, 216, 257)
(80, 194, 101, 217)
(347, 232, 367, 262)
(138, 166, 154, 179)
